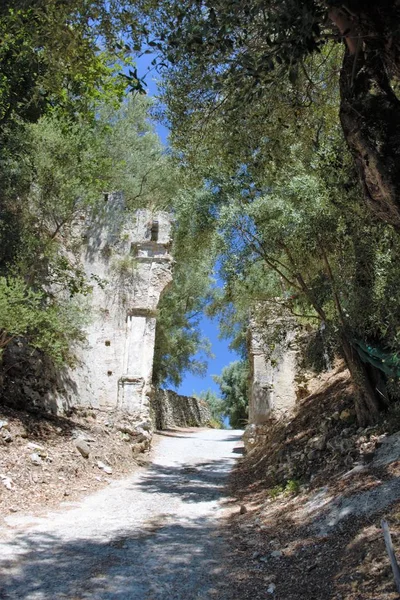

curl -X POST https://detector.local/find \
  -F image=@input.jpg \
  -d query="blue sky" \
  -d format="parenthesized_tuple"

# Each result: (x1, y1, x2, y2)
(135, 53, 240, 398)
(177, 315, 239, 397)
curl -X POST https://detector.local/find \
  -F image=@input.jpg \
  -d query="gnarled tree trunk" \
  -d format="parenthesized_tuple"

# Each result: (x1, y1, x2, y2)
(340, 334, 382, 426)
(339, 50, 400, 228)
(329, 2, 400, 228)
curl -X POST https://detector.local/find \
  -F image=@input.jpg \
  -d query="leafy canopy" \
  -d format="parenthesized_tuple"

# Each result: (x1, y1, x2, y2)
(213, 360, 249, 429)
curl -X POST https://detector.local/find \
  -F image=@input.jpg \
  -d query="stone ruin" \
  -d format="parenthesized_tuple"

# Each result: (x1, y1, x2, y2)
(71, 195, 173, 420)
(0, 195, 172, 432)
(152, 389, 211, 430)
(0, 194, 212, 454)
(244, 313, 300, 451)
(248, 320, 299, 424)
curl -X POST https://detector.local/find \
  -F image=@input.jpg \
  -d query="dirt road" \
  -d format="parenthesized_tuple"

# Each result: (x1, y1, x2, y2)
(0, 428, 242, 600)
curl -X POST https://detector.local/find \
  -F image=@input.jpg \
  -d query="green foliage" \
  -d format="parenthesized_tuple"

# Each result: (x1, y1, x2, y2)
(0, 276, 87, 364)
(142, 0, 342, 186)
(152, 254, 214, 388)
(152, 186, 220, 388)
(3, 0, 400, 424)
(138, 1, 400, 421)
(100, 97, 179, 209)
(112, 255, 138, 277)
(285, 479, 301, 495)
(156, 28, 400, 420)
(210, 133, 400, 402)
(0, 3, 218, 388)
(196, 389, 224, 428)
(0, 1, 144, 130)
(268, 479, 301, 499)
(0, 93, 185, 371)
(213, 360, 249, 429)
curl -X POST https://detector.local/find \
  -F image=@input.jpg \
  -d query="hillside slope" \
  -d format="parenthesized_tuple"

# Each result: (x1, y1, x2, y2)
(226, 363, 400, 599)
(0, 405, 152, 520)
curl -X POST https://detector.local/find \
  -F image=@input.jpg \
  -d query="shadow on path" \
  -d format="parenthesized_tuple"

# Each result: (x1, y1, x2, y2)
(0, 518, 236, 600)
(135, 457, 234, 503)
(0, 429, 244, 600)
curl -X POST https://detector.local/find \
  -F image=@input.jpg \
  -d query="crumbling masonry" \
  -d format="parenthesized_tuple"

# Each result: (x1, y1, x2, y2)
(71, 196, 173, 420)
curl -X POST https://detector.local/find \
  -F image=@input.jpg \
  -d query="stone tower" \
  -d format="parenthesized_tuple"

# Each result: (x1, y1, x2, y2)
(70, 195, 173, 418)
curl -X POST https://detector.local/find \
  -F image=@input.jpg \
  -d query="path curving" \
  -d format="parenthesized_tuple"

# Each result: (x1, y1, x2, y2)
(0, 428, 243, 600)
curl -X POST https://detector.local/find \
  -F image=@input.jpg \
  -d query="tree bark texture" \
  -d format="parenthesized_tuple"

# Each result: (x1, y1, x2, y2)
(340, 334, 381, 426)
(339, 50, 400, 228)
(330, 1, 400, 79)
(329, 2, 400, 228)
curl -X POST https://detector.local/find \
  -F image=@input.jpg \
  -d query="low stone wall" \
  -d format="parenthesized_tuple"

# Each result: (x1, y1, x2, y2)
(151, 389, 211, 430)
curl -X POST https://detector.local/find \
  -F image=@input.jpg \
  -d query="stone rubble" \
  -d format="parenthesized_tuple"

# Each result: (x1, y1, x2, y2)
(0, 405, 156, 518)
(242, 399, 396, 490)
(97, 461, 113, 474)
(75, 438, 91, 458)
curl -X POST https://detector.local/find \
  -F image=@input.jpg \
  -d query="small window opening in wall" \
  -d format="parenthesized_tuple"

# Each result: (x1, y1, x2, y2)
(107, 370, 113, 376)
(150, 220, 159, 242)
(105, 340, 111, 347)
(104, 192, 109, 202)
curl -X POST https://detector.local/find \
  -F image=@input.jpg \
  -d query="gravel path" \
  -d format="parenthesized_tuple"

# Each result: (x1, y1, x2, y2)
(0, 428, 243, 600)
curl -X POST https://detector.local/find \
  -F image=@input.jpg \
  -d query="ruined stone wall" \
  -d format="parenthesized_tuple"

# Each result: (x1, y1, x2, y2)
(151, 389, 211, 430)
(70, 198, 172, 418)
(248, 318, 299, 425)
(0, 198, 173, 430)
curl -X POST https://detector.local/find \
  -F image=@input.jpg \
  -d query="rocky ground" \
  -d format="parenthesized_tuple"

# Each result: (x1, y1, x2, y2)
(0, 405, 153, 521)
(3, 364, 400, 599)
(0, 428, 242, 600)
(224, 363, 400, 599)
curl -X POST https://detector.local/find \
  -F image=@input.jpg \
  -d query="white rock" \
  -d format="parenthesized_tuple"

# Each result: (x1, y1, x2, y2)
(308, 435, 326, 451)
(135, 420, 152, 431)
(0, 474, 13, 490)
(26, 442, 44, 451)
(2, 430, 13, 443)
(30, 453, 42, 466)
(271, 550, 283, 558)
(97, 461, 112, 475)
(0, 420, 9, 430)
(267, 583, 276, 594)
(75, 438, 90, 458)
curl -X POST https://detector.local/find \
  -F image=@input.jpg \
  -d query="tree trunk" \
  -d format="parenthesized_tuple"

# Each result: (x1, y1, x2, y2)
(329, 2, 400, 228)
(339, 48, 400, 228)
(329, 2, 400, 80)
(340, 334, 381, 426)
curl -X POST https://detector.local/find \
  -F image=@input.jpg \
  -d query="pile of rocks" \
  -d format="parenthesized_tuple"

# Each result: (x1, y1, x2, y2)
(72, 411, 153, 461)
(0, 405, 153, 517)
(242, 404, 391, 489)
(114, 415, 153, 454)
